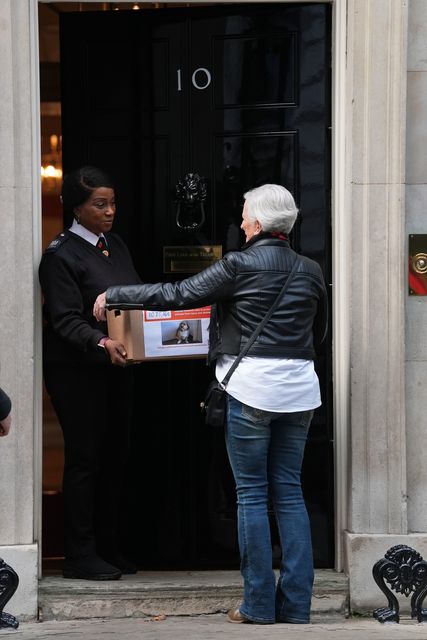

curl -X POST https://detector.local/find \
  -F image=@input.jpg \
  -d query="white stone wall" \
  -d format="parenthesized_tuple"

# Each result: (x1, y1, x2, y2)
(406, 0, 427, 532)
(0, 0, 39, 621)
(346, 0, 407, 537)
(343, 0, 420, 614)
(344, 0, 427, 615)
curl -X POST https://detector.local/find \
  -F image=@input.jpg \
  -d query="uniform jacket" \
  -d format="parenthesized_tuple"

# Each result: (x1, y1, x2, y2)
(106, 233, 328, 363)
(39, 229, 141, 365)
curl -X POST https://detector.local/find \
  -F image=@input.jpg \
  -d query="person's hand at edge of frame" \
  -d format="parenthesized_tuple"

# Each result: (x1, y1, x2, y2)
(0, 413, 12, 437)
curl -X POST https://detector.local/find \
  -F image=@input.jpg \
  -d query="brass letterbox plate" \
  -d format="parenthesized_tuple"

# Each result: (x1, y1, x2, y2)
(409, 234, 427, 295)
(163, 245, 222, 274)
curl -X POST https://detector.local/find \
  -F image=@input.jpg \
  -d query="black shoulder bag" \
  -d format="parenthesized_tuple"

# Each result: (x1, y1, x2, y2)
(201, 255, 300, 427)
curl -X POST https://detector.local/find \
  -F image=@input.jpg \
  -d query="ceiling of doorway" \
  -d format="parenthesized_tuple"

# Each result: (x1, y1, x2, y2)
(39, 2, 218, 63)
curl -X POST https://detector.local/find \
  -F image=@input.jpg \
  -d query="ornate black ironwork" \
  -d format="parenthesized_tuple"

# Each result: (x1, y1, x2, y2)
(0, 558, 19, 629)
(372, 545, 427, 623)
(174, 173, 207, 231)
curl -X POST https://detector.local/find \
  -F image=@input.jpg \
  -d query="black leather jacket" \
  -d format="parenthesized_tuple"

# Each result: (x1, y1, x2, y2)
(106, 234, 328, 363)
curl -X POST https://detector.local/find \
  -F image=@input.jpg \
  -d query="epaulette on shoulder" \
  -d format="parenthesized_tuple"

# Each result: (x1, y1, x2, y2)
(45, 232, 69, 254)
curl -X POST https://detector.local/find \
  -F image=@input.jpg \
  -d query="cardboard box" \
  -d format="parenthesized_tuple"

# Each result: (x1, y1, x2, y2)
(107, 306, 211, 363)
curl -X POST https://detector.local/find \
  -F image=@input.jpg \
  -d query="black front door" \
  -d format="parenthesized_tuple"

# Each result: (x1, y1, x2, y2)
(59, 2, 333, 569)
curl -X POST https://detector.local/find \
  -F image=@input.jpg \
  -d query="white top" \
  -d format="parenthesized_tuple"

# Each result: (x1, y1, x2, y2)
(69, 220, 105, 246)
(215, 354, 321, 413)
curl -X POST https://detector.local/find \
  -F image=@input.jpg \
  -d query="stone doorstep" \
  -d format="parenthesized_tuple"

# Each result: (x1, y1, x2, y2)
(38, 569, 349, 621)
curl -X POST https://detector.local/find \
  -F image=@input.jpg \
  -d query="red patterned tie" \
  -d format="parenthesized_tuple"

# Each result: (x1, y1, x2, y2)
(96, 236, 109, 257)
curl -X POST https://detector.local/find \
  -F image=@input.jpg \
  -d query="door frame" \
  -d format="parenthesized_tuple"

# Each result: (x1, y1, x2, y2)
(33, 0, 349, 572)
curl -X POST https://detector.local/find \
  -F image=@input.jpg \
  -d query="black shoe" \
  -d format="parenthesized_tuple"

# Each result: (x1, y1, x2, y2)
(63, 555, 122, 580)
(101, 553, 137, 575)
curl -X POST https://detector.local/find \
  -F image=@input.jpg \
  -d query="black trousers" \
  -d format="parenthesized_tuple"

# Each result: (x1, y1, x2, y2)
(43, 362, 134, 561)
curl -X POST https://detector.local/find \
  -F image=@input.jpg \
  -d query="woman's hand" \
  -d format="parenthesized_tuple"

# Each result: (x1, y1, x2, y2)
(0, 413, 12, 437)
(105, 339, 128, 366)
(93, 292, 107, 321)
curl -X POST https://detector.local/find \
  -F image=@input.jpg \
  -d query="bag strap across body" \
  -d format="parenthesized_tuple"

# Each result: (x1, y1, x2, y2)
(219, 253, 301, 389)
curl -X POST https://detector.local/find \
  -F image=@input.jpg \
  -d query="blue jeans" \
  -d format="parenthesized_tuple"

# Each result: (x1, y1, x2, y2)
(225, 395, 314, 624)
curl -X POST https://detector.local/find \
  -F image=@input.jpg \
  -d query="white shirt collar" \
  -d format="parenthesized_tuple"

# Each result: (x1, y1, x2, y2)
(69, 219, 105, 246)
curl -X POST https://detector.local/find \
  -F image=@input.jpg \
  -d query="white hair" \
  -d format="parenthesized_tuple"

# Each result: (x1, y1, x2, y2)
(243, 184, 298, 234)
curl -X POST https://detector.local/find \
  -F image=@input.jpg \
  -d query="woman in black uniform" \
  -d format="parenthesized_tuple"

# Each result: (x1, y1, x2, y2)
(39, 166, 141, 580)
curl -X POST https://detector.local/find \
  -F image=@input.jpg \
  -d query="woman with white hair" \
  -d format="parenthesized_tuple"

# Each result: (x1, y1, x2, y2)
(94, 183, 328, 625)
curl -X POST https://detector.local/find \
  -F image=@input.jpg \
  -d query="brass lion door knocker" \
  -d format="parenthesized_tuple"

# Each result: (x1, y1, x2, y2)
(174, 172, 207, 231)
